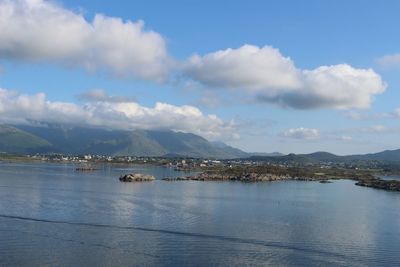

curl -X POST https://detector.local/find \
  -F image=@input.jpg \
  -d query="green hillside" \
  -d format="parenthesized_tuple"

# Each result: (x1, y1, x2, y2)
(0, 125, 52, 153)
(11, 125, 247, 158)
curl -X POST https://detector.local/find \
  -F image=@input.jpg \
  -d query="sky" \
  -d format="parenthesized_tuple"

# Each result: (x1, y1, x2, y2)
(0, 0, 400, 155)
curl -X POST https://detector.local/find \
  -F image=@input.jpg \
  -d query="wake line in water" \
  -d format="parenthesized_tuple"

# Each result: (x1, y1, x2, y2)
(0, 214, 350, 260)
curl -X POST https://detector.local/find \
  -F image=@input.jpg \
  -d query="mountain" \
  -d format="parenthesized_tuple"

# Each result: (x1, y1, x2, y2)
(250, 149, 400, 164)
(210, 141, 249, 158)
(0, 125, 247, 159)
(303, 151, 342, 162)
(306, 150, 400, 163)
(0, 125, 52, 154)
(3, 124, 400, 162)
(249, 153, 319, 165)
(353, 149, 400, 162)
(248, 149, 400, 164)
(248, 152, 284, 157)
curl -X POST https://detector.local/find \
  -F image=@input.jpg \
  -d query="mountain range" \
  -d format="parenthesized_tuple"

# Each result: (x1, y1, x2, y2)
(249, 150, 400, 164)
(0, 125, 247, 158)
(1, 124, 399, 162)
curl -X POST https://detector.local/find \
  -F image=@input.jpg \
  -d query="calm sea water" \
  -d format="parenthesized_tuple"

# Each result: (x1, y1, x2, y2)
(0, 162, 399, 266)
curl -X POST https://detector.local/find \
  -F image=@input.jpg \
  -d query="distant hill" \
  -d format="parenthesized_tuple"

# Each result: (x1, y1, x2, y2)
(3, 124, 400, 162)
(0, 125, 248, 159)
(302, 151, 342, 162)
(248, 149, 400, 164)
(353, 149, 400, 162)
(0, 125, 52, 154)
(249, 153, 319, 165)
(248, 152, 284, 157)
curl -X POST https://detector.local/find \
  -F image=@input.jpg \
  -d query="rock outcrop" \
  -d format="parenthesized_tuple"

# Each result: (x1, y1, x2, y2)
(355, 177, 400, 191)
(76, 167, 97, 172)
(119, 173, 155, 182)
(163, 172, 316, 182)
(163, 176, 189, 181)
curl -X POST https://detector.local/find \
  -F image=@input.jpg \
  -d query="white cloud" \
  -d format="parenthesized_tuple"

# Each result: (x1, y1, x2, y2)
(184, 44, 386, 109)
(377, 53, 400, 68)
(0, 88, 237, 140)
(0, 0, 169, 81)
(184, 44, 301, 91)
(282, 127, 320, 140)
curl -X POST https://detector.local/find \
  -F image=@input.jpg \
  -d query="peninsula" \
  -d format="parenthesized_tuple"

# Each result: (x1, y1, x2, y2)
(163, 165, 400, 192)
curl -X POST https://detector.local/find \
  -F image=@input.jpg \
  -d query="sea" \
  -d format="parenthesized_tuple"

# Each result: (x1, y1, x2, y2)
(0, 162, 399, 266)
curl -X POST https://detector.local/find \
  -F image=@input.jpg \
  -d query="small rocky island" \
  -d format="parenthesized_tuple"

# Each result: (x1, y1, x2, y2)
(164, 172, 297, 182)
(119, 173, 155, 182)
(75, 166, 98, 172)
(163, 166, 322, 182)
(356, 177, 400, 191)
(163, 165, 400, 192)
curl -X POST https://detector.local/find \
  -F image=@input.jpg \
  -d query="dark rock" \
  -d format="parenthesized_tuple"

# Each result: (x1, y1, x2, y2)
(76, 166, 97, 172)
(119, 173, 155, 182)
(162, 177, 189, 181)
(355, 177, 400, 191)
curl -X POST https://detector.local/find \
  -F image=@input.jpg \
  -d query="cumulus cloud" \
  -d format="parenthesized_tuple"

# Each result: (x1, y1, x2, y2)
(184, 44, 386, 109)
(184, 45, 302, 91)
(282, 127, 320, 140)
(0, 88, 237, 140)
(377, 53, 400, 69)
(0, 0, 169, 81)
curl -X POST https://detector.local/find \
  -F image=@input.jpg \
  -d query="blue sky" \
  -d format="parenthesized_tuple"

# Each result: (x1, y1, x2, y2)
(0, 0, 399, 154)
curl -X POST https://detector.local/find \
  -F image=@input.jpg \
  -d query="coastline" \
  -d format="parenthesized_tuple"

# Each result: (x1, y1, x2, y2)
(2, 157, 399, 192)
(162, 166, 400, 192)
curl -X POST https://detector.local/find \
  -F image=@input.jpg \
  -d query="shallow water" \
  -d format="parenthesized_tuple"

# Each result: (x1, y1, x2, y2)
(379, 174, 400, 181)
(0, 162, 399, 266)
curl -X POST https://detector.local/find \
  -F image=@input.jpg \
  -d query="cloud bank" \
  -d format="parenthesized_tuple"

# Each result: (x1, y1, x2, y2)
(0, 0, 169, 81)
(0, 88, 237, 140)
(184, 45, 386, 109)
(0, 1, 388, 113)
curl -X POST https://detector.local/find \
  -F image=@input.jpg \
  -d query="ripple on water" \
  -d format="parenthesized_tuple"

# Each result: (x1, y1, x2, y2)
(0, 163, 400, 266)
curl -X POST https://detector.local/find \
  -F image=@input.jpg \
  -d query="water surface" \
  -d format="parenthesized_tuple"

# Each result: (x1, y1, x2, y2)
(0, 162, 399, 266)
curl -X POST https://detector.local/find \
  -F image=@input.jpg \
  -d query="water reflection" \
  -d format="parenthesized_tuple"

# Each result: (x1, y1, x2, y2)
(0, 162, 399, 266)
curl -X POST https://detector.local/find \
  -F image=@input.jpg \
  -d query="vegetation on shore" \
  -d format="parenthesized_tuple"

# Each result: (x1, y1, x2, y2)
(164, 165, 400, 192)
(1, 153, 399, 192)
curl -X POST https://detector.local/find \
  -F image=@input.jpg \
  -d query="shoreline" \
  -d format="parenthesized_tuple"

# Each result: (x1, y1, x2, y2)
(2, 158, 399, 192)
(162, 168, 400, 192)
